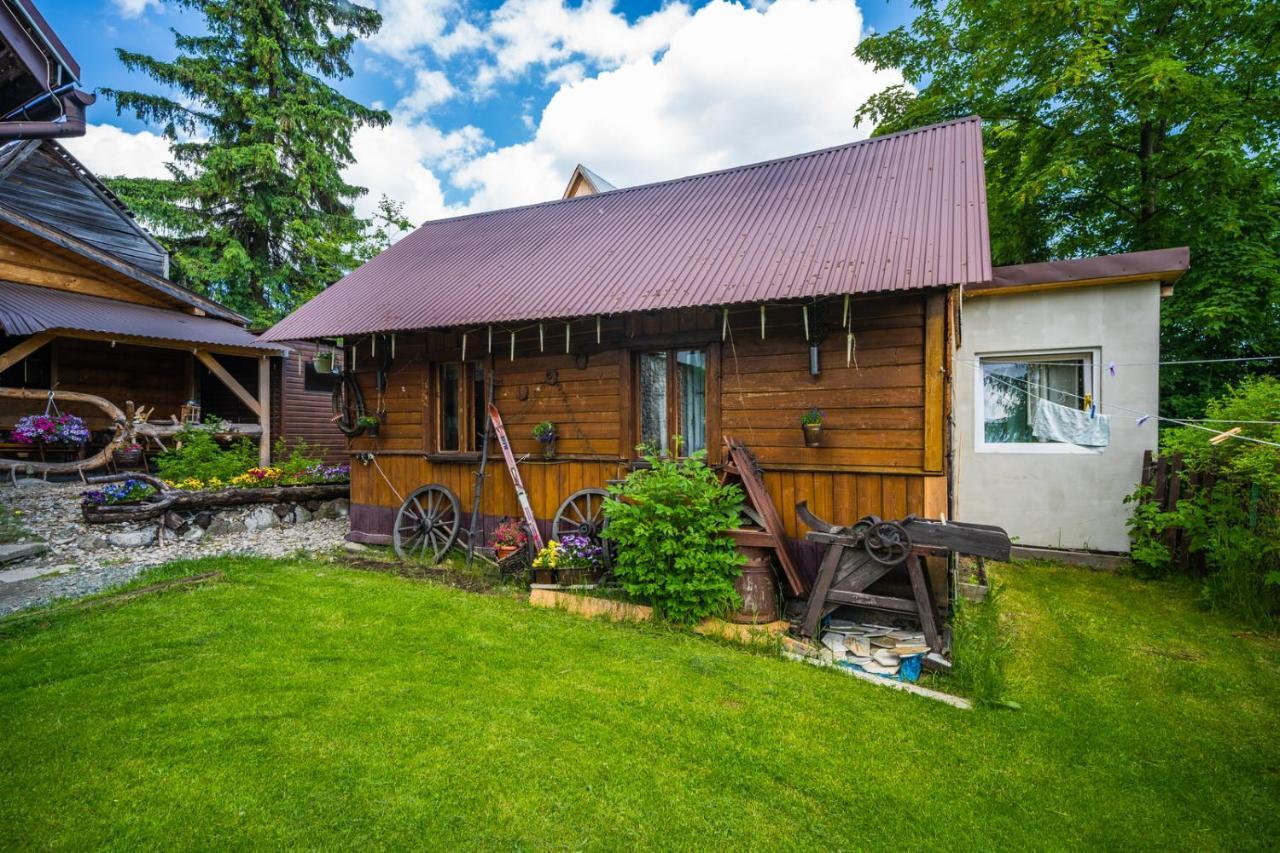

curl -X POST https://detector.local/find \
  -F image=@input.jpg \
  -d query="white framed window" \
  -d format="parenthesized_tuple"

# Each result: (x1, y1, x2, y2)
(974, 348, 1102, 453)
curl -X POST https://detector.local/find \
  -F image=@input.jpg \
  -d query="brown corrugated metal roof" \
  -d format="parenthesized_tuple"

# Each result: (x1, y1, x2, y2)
(974, 247, 1190, 294)
(0, 280, 283, 352)
(264, 116, 990, 341)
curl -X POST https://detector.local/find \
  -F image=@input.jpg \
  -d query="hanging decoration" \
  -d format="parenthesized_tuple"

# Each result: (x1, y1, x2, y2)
(846, 330, 856, 368)
(371, 334, 376, 357)
(722, 307, 729, 341)
(565, 322, 571, 354)
(802, 304, 810, 341)
(461, 332, 467, 362)
(510, 330, 516, 362)
(539, 323, 544, 352)
(843, 294, 850, 328)
(391, 333, 396, 360)
(488, 325, 494, 354)
(596, 316, 602, 344)
(760, 304, 766, 339)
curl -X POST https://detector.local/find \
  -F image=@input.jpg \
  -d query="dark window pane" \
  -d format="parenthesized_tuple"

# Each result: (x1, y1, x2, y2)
(303, 364, 337, 394)
(472, 364, 487, 450)
(440, 363, 460, 451)
(676, 349, 706, 454)
(639, 351, 668, 454)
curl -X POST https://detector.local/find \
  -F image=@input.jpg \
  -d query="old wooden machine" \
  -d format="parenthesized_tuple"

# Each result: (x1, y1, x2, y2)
(794, 503, 1011, 658)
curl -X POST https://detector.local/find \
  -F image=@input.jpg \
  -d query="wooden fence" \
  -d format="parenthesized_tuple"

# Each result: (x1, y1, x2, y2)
(1139, 450, 1215, 575)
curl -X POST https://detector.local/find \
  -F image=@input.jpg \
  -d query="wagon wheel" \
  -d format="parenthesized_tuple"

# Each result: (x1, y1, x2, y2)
(864, 520, 911, 567)
(552, 488, 614, 565)
(393, 484, 461, 564)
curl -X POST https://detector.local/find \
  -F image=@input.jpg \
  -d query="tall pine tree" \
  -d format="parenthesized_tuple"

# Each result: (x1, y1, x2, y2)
(102, 0, 393, 324)
(854, 0, 1280, 418)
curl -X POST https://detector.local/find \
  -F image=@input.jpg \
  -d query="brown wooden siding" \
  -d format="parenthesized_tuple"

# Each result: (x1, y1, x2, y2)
(272, 342, 346, 463)
(341, 291, 949, 549)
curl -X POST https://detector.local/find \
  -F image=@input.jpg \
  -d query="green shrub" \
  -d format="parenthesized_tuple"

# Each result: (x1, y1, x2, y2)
(155, 419, 258, 487)
(949, 580, 1012, 706)
(273, 438, 322, 480)
(1125, 377, 1280, 627)
(603, 449, 746, 624)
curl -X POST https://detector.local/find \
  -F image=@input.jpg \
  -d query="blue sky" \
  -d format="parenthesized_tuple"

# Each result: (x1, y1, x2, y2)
(46, 0, 918, 220)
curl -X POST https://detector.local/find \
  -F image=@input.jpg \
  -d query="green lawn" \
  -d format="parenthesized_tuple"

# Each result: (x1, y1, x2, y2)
(1, 556, 1276, 850)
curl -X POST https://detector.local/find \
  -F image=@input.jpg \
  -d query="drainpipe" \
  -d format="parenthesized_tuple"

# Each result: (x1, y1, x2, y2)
(0, 89, 94, 141)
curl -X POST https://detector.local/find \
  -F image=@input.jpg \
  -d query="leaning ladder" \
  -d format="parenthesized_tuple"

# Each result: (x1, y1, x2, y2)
(466, 363, 496, 567)
(488, 402, 545, 552)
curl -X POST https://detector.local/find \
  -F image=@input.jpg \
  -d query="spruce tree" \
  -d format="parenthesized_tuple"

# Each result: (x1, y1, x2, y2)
(102, 0, 393, 323)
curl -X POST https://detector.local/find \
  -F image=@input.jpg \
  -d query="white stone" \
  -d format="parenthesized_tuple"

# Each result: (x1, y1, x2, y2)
(343, 541, 367, 553)
(107, 527, 156, 548)
(244, 506, 279, 532)
(292, 505, 313, 524)
(181, 525, 205, 542)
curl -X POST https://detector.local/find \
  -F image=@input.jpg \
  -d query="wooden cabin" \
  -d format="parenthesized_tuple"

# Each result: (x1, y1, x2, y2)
(265, 118, 988, 585)
(0, 140, 347, 468)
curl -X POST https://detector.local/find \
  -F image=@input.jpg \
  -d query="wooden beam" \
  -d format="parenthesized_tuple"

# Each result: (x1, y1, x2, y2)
(257, 356, 271, 466)
(0, 331, 55, 374)
(54, 328, 281, 358)
(195, 350, 261, 418)
(923, 292, 945, 473)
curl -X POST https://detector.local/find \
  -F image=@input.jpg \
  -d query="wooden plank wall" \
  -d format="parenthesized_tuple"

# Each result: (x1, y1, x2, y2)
(0, 338, 188, 430)
(344, 291, 948, 542)
(272, 342, 347, 463)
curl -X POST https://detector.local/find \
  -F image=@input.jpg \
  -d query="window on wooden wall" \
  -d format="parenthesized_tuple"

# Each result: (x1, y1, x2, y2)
(435, 362, 487, 453)
(636, 349, 707, 456)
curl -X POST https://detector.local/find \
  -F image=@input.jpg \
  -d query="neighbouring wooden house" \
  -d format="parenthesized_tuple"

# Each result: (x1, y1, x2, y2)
(263, 117, 991, 586)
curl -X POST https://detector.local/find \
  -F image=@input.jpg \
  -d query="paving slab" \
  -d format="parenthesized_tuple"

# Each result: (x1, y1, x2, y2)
(0, 542, 48, 564)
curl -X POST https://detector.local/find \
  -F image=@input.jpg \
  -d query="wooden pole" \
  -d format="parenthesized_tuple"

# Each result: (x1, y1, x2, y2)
(194, 350, 261, 418)
(257, 356, 271, 466)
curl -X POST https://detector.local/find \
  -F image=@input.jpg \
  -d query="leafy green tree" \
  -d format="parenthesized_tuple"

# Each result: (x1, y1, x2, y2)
(855, 1, 1280, 417)
(101, 0, 395, 324)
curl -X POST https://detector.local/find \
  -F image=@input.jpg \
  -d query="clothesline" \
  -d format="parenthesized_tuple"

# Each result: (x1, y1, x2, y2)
(977, 368, 1280, 450)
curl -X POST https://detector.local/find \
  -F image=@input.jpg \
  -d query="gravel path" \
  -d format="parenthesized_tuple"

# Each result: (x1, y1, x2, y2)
(0, 480, 349, 616)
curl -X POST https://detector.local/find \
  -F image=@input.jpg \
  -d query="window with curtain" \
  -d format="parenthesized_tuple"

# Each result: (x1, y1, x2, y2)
(637, 348, 707, 456)
(980, 353, 1093, 445)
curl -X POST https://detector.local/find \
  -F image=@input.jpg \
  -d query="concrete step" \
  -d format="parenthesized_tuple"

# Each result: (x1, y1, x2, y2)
(0, 541, 48, 565)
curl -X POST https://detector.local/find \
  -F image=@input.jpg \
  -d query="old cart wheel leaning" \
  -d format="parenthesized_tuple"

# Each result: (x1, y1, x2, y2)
(393, 484, 461, 563)
(552, 488, 614, 565)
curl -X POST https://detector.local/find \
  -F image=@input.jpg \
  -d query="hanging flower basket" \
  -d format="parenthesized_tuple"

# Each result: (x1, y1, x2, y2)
(9, 413, 90, 447)
(312, 350, 335, 374)
(112, 443, 144, 468)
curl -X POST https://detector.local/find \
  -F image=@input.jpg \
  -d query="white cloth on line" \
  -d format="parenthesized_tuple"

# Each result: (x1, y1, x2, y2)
(1032, 400, 1111, 448)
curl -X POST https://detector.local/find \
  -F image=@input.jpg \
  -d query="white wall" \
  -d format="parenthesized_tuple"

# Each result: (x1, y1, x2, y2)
(954, 281, 1162, 552)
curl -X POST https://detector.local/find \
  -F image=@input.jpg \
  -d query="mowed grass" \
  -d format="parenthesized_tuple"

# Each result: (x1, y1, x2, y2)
(1, 556, 1277, 850)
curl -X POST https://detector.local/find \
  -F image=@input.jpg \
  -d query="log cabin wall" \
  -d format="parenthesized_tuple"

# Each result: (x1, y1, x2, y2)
(271, 342, 346, 463)
(0, 337, 188, 430)
(343, 290, 950, 561)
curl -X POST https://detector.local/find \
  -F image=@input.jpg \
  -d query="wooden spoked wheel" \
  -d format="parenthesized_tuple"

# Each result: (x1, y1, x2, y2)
(393, 484, 461, 563)
(552, 488, 613, 567)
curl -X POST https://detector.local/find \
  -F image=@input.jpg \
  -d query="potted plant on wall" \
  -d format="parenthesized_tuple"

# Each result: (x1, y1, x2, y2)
(800, 407, 823, 447)
(312, 348, 335, 374)
(533, 421, 556, 459)
(492, 518, 528, 562)
(356, 414, 380, 438)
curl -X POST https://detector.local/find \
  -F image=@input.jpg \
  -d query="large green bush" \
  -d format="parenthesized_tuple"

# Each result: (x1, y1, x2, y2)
(603, 450, 746, 624)
(155, 419, 259, 486)
(1126, 377, 1280, 627)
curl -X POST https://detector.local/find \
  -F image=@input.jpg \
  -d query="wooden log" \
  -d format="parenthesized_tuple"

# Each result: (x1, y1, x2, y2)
(81, 483, 349, 524)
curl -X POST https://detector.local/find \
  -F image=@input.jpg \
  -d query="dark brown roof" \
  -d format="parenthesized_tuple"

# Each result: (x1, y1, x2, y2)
(975, 247, 1190, 294)
(264, 117, 990, 341)
(0, 281, 283, 353)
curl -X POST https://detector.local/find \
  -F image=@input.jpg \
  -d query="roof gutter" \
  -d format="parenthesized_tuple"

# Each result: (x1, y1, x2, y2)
(0, 89, 94, 141)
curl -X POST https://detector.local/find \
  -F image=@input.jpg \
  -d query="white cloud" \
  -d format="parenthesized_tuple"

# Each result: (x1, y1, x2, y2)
(478, 0, 692, 84)
(367, 0, 485, 61)
(112, 0, 160, 18)
(451, 0, 903, 211)
(395, 69, 458, 118)
(346, 121, 489, 224)
(61, 123, 172, 179)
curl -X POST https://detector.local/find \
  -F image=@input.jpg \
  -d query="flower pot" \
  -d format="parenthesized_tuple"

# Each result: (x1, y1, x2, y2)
(557, 568, 590, 587)
(540, 437, 556, 459)
(312, 351, 335, 374)
(533, 568, 556, 585)
(494, 544, 520, 562)
(112, 447, 143, 468)
(361, 421, 380, 438)
(802, 423, 822, 447)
